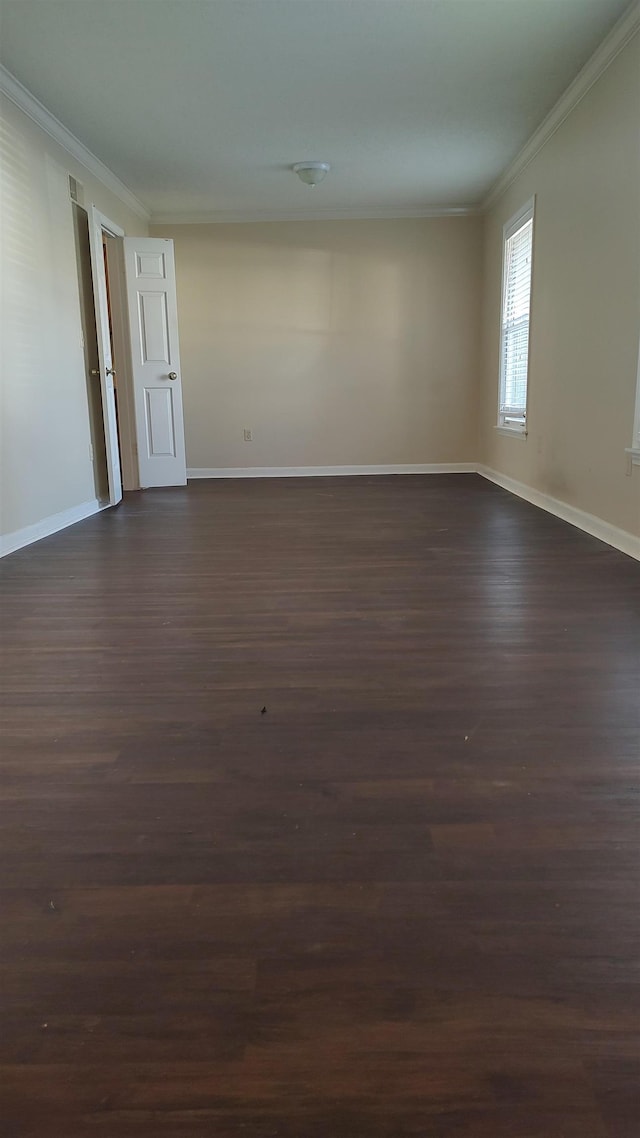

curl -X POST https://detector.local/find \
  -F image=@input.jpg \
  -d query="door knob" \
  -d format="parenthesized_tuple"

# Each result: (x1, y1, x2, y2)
(106, 367, 116, 377)
(90, 369, 99, 376)
(168, 372, 177, 380)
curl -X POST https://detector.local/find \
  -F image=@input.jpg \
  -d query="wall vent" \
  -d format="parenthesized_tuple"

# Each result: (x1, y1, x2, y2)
(68, 174, 84, 205)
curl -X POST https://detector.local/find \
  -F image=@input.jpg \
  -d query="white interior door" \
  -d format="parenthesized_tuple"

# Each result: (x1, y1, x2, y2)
(88, 205, 122, 505)
(122, 237, 187, 487)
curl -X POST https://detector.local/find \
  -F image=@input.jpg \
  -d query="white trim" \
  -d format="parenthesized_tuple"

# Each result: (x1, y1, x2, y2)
(483, 2, 640, 209)
(88, 205, 123, 505)
(3, 5, 637, 229)
(2, 471, 637, 562)
(0, 499, 102, 559)
(187, 463, 477, 479)
(494, 426, 527, 440)
(150, 206, 479, 226)
(92, 208, 125, 239)
(503, 196, 535, 242)
(0, 65, 150, 222)
(477, 466, 640, 561)
(630, 330, 640, 461)
(89, 206, 140, 492)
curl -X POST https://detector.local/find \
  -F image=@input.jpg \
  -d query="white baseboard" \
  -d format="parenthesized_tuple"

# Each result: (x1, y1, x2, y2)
(2, 470, 637, 564)
(477, 465, 640, 562)
(0, 498, 101, 558)
(187, 463, 477, 479)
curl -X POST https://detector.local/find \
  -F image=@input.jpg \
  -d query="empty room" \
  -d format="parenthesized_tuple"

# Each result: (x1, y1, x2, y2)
(1, 1, 639, 1135)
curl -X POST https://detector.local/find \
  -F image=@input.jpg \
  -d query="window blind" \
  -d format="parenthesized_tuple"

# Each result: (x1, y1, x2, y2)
(500, 214, 533, 422)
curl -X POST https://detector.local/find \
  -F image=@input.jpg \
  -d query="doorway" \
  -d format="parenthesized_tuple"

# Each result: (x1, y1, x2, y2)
(73, 205, 186, 499)
(98, 221, 139, 494)
(72, 204, 139, 504)
(72, 203, 111, 503)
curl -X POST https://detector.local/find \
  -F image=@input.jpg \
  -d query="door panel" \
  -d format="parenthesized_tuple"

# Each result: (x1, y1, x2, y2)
(145, 388, 176, 456)
(123, 237, 187, 488)
(138, 292, 170, 364)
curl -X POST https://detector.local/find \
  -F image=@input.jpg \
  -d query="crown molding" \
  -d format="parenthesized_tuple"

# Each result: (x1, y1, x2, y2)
(0, 65, 151, 222)
(5, 0, 636, 230)
(483, 0, 640, 210)
(150, 205, 479, 226)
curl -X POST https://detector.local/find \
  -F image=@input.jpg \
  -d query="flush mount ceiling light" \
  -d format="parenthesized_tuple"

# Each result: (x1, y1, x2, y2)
(293, 161, 331, 187)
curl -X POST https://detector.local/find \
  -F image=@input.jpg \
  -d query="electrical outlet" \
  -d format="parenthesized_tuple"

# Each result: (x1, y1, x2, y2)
(243, 429, 253, 442)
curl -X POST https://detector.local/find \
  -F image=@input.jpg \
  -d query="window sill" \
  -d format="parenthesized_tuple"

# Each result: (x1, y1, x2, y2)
(625, 447, 640, 466)
(495, 425, 527, 440)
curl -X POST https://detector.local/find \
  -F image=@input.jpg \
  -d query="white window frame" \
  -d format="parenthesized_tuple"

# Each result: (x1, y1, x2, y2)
(496, 196, 535, 437)
(626, 330, 640, 467)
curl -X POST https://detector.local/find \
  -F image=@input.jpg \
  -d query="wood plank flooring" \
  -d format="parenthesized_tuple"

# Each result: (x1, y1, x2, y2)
(0, 474, 639, 1137)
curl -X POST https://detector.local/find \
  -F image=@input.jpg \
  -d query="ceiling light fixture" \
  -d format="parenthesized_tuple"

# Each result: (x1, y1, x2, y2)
(293, 161, 330, 187)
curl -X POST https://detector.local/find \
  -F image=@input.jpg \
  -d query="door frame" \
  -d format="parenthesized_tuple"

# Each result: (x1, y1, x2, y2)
(88, 207, 139, 494)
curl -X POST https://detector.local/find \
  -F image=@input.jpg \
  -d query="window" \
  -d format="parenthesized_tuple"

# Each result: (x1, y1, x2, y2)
(498, 198, 535, 433)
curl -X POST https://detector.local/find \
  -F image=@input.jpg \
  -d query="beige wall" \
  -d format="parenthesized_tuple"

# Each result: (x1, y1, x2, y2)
(150, 218, 482, 471)
(479, 33, 640, 537)
(0, 95, 148, 541)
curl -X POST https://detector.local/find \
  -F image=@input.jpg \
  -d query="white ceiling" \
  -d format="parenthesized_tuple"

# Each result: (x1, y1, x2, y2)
(0, 0, 632, 220)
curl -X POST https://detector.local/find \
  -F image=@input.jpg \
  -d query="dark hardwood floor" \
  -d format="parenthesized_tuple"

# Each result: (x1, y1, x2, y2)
(1, 474, 639, 1137)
